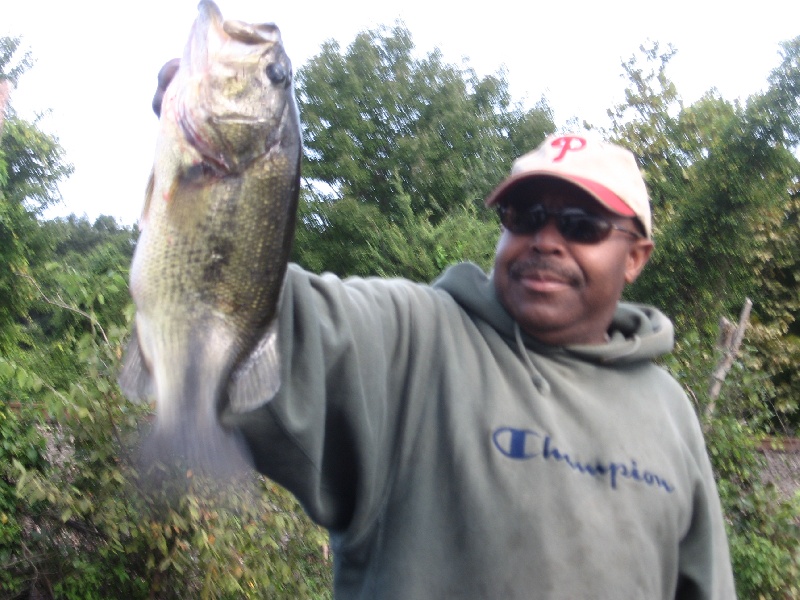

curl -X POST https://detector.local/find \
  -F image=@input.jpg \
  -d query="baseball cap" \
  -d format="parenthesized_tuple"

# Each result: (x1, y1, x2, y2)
(485, 133, 652, 239)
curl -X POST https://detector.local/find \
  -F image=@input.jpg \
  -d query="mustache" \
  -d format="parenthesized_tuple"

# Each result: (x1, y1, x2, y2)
(508, 256, 583, 286)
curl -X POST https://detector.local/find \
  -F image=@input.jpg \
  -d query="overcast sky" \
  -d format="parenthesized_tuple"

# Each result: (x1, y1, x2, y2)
(4, 0, 799, 225)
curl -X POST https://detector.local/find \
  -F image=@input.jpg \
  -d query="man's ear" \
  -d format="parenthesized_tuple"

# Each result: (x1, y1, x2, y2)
(624, 238, 654, 284)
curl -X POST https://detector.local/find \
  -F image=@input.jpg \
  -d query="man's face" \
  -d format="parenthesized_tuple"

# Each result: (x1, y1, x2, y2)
(492, 180, 653, 346)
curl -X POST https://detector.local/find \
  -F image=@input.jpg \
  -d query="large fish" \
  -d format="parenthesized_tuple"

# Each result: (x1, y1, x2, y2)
(120, 0, 300, 473)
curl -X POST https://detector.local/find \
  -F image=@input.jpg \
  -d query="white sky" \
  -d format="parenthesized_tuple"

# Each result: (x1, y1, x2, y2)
(3, 0, 799, 225)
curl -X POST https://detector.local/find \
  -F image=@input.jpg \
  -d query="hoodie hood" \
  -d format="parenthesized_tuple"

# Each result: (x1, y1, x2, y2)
(433, 262, 674, 365)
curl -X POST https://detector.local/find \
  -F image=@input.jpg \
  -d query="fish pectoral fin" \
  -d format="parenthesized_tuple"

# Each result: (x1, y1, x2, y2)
(118, 331, 155, 403)
(141, 171, 155, 224)
(226, 321, 281, 414)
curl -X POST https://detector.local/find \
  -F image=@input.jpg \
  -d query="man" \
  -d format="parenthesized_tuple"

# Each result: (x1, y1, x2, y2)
(222, 134, 736, 599)
(153, 68, 735, 598)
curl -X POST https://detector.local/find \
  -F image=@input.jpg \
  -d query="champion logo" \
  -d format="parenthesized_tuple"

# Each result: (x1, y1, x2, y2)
(550, 135, 586, 162)
(492, 426, 675, 494)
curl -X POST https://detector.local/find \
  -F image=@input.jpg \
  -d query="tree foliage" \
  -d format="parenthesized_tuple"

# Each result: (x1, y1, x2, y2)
(0, 37, 332, 599)
(293, 24, 554, 278)
(3, 314, 332, 599)
(2, 26, 800, 600)
(610, 39, 800, 425)
(609, 39, 800, 597)
(1, 219, 334, 598)
(0, 40, 73, 358)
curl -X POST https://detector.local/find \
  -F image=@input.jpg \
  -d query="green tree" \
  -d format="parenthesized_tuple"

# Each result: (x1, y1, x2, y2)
(744, 37, 800, 424)
(4, 23, 798, 599)
(294, 24, 554, 278)
(0, 41, 332, 599)
(608, 39, 800, 597)
(610, 39, 800, 424)
(611, 40, 800, 335)
(0, 36, 73, 355)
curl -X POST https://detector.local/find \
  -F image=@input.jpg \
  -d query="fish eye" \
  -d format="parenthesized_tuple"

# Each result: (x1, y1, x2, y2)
(266, 63, 287, 85)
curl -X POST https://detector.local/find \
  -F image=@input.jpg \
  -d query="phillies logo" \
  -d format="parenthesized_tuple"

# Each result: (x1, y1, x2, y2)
(550, 135, 586, 161)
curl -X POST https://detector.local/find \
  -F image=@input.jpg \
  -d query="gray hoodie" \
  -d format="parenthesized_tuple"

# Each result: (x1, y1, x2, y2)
(225, 262, 736, 599)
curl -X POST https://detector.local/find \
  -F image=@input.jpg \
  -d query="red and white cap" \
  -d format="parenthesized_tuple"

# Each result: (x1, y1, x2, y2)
(485, 133, 652, 238)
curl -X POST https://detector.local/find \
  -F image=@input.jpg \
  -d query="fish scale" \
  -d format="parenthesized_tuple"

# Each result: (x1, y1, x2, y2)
(120, 0, 300, 475)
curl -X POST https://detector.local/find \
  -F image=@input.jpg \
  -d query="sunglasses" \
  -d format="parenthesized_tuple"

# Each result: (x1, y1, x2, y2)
(496, 202, 643, 244)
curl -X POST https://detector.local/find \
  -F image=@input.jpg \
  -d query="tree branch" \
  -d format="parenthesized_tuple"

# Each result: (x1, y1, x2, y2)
(706, 298, 753, 421)
(19, 272, 109, 345)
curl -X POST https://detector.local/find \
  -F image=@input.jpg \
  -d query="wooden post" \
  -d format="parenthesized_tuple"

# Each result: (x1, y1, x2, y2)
(706, 298, 753, 421)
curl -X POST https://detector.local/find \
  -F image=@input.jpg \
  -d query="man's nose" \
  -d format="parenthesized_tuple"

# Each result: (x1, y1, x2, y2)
(527, 217, 566, 253)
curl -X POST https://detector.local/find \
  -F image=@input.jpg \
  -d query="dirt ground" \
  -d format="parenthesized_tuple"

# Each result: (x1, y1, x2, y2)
(760, 438, 800, 501)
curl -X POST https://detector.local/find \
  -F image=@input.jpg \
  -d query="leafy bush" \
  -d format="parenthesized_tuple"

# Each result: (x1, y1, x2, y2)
(663, 332, 800, 598)
(1, 263, 332, 599)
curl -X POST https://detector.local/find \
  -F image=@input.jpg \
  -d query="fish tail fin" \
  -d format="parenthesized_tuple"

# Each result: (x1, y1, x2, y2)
(139, 417, 253, 481)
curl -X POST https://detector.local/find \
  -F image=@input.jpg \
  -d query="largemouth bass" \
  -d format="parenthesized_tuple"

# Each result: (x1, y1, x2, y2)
(120, 0, 300, 473)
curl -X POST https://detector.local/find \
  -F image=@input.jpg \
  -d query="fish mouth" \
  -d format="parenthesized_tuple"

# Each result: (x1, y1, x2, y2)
(179, 1, 288, 175)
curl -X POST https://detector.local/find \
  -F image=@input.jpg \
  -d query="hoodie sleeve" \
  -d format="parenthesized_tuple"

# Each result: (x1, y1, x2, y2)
(222, 264, 438, 535)
(675, 411, 738, 599)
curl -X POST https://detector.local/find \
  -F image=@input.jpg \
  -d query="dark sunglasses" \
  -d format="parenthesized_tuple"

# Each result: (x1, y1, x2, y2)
(496, 202, 643, 244)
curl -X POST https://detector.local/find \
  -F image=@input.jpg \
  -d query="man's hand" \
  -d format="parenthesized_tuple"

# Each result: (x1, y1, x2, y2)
(152, 59, 180, 117)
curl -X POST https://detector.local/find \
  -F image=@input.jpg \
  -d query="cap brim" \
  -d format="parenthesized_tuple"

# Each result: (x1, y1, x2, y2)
(485, 171, 635, 218)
